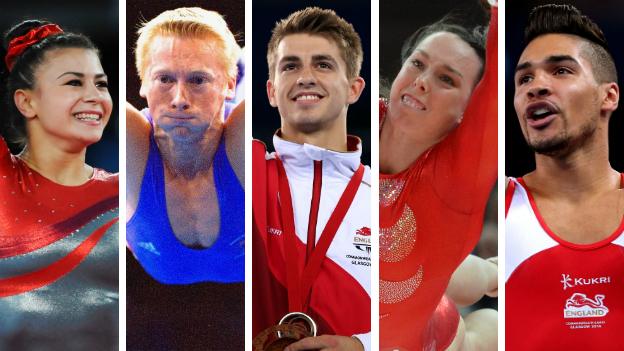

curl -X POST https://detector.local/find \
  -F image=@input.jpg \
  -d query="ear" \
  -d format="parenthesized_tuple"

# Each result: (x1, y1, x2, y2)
(14, 89, 37, 119)
(347, 77, 366, 105)
(139, 80, 148, 98)
(600, 82, 619, 115)
(267, 79, 278, 107)
(224, 76, 237, 101)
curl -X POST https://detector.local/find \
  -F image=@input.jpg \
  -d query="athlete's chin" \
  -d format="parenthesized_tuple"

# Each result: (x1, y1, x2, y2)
(529, 122, 597, 157)
(528, 137, 570, 157)
(164, 129, 206, 146)
(75, 132, 104, 147)
(293, 122, 326, 134)
(287, 115, 333, 134)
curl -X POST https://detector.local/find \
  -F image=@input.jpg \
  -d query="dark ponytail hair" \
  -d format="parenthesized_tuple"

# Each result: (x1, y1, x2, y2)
(1, 20, 98, 147)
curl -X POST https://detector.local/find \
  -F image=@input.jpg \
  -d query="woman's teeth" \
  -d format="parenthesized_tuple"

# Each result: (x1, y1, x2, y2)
(401, 95, 425, 110)
(74, 113, 100, 121)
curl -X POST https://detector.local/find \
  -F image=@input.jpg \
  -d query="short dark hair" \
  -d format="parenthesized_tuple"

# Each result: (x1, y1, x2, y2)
(524, 4, 617, 84)
(267, 7, 363, 80)
(1, 20, 98, 147)
(401, 16, 488, 85)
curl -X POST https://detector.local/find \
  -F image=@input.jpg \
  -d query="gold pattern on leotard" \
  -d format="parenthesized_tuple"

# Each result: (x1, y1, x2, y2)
(380, 265, 424, 304)
(380, 205, 416, 262)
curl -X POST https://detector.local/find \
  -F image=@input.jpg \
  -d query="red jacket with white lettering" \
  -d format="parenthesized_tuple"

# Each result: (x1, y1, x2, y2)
(252, 135, 371, 350)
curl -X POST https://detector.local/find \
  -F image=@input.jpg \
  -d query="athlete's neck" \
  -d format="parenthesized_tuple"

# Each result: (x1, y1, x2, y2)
(280, 120, 347, 152)
(379, 112, 437, 174)
(19, 141, 91, 186)
(528, 139, 619, 199)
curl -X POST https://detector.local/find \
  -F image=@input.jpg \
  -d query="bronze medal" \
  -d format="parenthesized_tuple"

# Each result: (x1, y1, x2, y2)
(252, 312, 317, 351)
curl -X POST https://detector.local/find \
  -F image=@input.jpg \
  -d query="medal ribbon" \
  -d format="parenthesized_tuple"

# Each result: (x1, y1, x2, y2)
(276, 157, 364, 313)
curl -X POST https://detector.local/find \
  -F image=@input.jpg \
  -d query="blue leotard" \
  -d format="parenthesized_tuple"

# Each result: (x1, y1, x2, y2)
(126, 110, 244, 284)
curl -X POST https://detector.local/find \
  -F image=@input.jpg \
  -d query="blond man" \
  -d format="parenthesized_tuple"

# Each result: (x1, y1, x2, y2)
(126, 7, 244, 349)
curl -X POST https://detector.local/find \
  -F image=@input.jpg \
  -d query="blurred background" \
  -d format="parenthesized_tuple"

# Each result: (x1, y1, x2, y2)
(0, 0, 119, 172)
(252, 0, 371, 165)
(506, 0, 624, 176)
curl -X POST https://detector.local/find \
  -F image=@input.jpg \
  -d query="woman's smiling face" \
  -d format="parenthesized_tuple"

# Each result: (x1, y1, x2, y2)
(23, 47, 112, 148)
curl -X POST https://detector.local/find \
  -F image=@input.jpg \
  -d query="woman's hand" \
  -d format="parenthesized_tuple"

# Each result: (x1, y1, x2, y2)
(284, 335, 364, 351)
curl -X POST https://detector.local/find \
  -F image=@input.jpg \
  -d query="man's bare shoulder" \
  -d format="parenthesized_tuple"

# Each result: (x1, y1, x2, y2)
(126, 103, 151, 221)
(224, 101, 245, 186)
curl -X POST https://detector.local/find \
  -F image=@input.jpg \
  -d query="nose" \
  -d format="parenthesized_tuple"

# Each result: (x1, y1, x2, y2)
(296, 66, 317, 87)
(526, 73, 551, 99)
(82, 81, 106, 103)
(412, 73, 429, 93)
(527, 85, 551, 99)
(171, 83, 190, 111)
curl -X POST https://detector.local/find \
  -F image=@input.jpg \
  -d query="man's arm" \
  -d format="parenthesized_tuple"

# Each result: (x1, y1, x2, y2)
(126, 102, 150, 221)
(224, 100, 245, 187)
(446, 255, 498, 307)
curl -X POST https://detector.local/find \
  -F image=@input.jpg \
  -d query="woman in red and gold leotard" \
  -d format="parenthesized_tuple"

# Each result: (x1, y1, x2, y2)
(380, 3, 498, 350)
(0, 20, 118, 348)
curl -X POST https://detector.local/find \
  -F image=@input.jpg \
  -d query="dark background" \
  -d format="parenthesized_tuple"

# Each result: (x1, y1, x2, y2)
(0, 0, 119, 172)
(252, 0, 371, 165)
(125, 2, 245, 350)
(506, 0, 624, 176)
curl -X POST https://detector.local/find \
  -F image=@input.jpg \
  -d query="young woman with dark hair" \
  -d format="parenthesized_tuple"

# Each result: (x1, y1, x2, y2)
(0, 20, 118, 349)
(379, 1, 498, 350)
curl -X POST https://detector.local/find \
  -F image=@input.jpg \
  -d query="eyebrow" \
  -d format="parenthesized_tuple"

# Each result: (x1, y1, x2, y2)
(515, 55, 580, 73)
(278, 54, 340, 66)
(57, 72, 107, 79)
(154, 69, 214, 76)
(414, 49, 464, 79)
(278, 56, 301, 65)
(187, 70, 215, 81)
(311, 54, 338, 65)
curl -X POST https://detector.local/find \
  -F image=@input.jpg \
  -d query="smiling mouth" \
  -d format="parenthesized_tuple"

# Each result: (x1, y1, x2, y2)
(73, 112, 102, 122)
(292, 93, 324, 102)
(401, 95, 426, 111)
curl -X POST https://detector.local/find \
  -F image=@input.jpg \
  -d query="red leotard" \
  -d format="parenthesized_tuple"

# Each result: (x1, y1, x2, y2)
(379, 7, 497, 350)
(0, 137, 118, 348)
